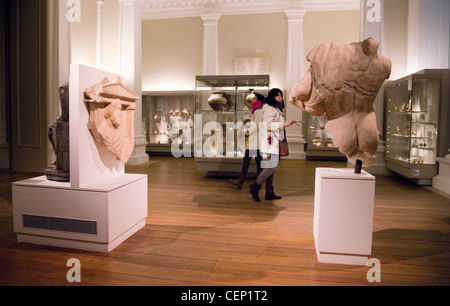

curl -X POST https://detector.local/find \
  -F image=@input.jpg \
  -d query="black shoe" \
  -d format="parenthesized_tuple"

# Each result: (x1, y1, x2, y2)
(249, 182, 261, 202)
(265, 186, 282, 200)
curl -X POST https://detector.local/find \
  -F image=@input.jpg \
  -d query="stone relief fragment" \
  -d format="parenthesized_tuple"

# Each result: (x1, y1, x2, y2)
(84, 74, 138, 163)
(289, 37, 392, 166)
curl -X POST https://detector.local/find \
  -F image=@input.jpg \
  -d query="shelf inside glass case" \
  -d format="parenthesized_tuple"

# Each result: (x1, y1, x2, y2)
(143, 93, 195, 152)
(385, 76, 440, 165)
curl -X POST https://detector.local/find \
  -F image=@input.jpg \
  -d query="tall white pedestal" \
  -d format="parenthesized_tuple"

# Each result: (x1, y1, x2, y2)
(12, 64, 148, 253)
(314, 168, 375, 265)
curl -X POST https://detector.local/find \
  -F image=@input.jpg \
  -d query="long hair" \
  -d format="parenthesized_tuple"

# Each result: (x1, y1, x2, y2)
(254, 92, 265, 103)
(265, 88, 284, 110)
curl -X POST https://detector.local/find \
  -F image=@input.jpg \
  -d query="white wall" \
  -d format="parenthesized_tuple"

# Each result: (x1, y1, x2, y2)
(218, 13, 288, 90)
(141, 11, 360, 92)
(407, 0, 450, 75)
(70, 0, 120, 74)
(384, 0, 408, 80)
(141, 17, 203, 91)
(303, 10, 360, 72)
(70, 0, 96, 68)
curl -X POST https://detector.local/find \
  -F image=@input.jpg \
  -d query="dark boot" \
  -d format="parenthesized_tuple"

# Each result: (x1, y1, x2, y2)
(249, 182, 262, 202)
(229, 174, 246, 189)
(265, 185, 282, 200)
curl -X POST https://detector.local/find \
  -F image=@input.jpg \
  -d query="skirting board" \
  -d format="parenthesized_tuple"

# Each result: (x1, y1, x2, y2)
(12, 174, 148, 253)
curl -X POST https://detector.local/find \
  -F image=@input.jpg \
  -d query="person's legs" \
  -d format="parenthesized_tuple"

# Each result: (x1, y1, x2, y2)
(229, 150, 251, 189)
(264, 165, 282, 200)
(250, 154, 278, 202)
(255, 150, 262, 176)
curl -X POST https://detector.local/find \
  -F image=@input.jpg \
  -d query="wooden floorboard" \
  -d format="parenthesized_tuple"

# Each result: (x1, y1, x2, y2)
(0, 157, 449, 287)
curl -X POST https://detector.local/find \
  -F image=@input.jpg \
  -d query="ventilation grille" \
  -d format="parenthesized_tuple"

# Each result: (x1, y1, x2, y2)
(23, 214, 97, 235)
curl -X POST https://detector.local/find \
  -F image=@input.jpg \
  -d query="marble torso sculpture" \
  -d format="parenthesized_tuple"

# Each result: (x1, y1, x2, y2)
(45, 83, 70, 182)
(84, 74, 138, 163)
(289, 37, 392, 166)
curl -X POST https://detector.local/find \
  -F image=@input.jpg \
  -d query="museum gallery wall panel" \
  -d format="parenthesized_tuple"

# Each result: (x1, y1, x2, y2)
(69, 0, 120, 73)
(141, 17, 203, 91)
(303, 10, 360, 75)
(140, 10, 360, 92)
(218, 13, 287, 90)
(70, 0, 96, 69)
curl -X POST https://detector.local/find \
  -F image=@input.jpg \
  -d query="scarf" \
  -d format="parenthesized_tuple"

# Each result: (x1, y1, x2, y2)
(251, 100, 264, 114)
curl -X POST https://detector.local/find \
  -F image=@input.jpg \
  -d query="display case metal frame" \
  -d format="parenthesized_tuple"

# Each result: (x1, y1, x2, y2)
(384, 69, 450, 185)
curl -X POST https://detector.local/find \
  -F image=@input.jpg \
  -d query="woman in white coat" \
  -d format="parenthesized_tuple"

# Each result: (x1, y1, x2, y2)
(249, 88, 293, 202)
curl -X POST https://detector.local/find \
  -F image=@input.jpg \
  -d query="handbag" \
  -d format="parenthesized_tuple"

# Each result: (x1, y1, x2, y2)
(279, 138, 289, 156)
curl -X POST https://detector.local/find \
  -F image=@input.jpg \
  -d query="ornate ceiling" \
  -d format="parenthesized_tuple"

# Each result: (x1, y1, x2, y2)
(140, 0, 360, 19)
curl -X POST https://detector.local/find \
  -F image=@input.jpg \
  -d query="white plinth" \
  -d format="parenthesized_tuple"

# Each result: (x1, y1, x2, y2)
(12, 174, 147, 252)
(313, 168, 375, 265)
(433, 157, 450, 196)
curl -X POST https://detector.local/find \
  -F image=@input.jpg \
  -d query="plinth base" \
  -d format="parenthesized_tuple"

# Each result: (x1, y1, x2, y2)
(12, 174, 147, 253)
(314, 168, 375, 266)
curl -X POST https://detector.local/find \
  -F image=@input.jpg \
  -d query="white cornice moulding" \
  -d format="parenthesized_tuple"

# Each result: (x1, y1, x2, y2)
(141, 0, 360, 20)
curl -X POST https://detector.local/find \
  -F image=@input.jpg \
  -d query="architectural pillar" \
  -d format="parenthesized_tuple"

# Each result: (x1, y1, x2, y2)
(358, 0, 390, 175)
(285, 9, 307, 160)
(119, 0, 148, 165)
(201, 14, 220, 75)
(407, 0, 450, 74)
(96, 0, 103, 69)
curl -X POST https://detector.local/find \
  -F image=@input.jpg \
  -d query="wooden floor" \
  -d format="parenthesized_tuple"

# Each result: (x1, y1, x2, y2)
(0, 157, 449, 286)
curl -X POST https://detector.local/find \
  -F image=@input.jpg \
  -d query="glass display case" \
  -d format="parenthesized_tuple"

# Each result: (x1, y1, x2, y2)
(305, 113, 346, 160)
(194, 75, 270, 174)
(195, 75, 270, 157)
(384, 69, 450, 185)
(143, 92, 195, 154)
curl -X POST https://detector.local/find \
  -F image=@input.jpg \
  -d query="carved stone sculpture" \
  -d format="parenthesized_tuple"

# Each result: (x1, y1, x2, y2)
(45, 83, 70, 182)
(84, 74, 138, 163)
(289, 37, 392, 166)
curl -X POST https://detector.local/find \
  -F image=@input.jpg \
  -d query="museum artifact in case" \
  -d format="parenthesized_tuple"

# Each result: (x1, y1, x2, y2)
(194, 75, 270, 174)
(384, 69, 450, 185)
(143, 92, 195, 154)
(305, 113, 346, 160)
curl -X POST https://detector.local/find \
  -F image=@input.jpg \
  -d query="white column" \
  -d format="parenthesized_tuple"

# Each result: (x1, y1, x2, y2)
(407, 0, 450, 74)
(201, 14, 220, 75)
(359, 0, 389, 174)
(406, 0, 420, 75)
(96, 0, 103, 69)
(118, 0, 148, 165)
(59, 0, 71, 86)
(285, 9, 307, 160)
